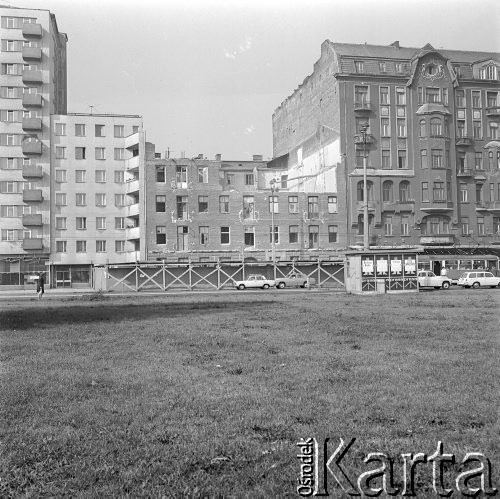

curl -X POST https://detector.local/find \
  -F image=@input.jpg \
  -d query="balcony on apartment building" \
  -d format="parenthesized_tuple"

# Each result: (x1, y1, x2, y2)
(22, 47, 42, 61)
(126, 155, 140, 171)
(420, 200, 454, 213)
(126, 178, 140, 194)
(476, 201, 500, 212)
(355, 200, 377, 212)
(22, 117, 42, 131)
(455, 136, 473, 147)
(485, 106, 500, 117)
(126, 226, 141, 240)
(22, 22, 43, 37)
(22, 93, 43, 107)
(353, 134, 375, 148)
(419, 234, 455, 246)
(22, 165, 43, 178)
(22, 214, 43, 226)
(354, 101, 372, 113)
(22, 69, 43, 84)
(126, 203, 140, 217)
(22, 140, 42, 155)
(125, 132, 140, 150)
(23, 189, 43, 202)
(457, 167, 473, 177)
(22, 237, 43, 250)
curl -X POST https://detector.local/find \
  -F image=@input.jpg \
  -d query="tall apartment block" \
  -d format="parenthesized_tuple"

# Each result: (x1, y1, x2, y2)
(0, 6, 67, 285)
(50, 114, 145, 287)
(272, 41, 500, 250)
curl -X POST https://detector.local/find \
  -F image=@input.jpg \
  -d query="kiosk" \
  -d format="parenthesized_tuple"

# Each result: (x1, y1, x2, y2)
(344, 249, 420, 294)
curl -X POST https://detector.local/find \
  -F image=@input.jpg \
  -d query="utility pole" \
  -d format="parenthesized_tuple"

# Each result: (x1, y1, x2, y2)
(360, 122, 370, 250)
(270, 179, 277, 280)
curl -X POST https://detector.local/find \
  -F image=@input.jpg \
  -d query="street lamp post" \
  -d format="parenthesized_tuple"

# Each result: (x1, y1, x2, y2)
(360, 122, 370, 250)
(270, 179, 277, 280)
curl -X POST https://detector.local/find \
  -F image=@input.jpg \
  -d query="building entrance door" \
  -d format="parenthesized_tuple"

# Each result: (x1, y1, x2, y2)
(55, 270, 71, 287)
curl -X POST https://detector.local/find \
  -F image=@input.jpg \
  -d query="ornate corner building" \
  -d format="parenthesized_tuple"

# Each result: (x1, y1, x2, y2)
(272, 40, 500, 251)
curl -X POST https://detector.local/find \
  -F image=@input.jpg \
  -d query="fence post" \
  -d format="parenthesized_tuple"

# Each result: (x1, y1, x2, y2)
(317, 259, 321, 288)
(162, 260, 166, 291)
(217, 261, 221, 290)
(135, 261, 139, 291)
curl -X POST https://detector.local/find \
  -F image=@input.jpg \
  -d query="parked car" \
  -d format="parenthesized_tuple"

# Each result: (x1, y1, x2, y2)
(417, 270, 452, 289)
(457, 271, 500, 289)
(275, 272, 316, 289)
(234, 274, 275, 290)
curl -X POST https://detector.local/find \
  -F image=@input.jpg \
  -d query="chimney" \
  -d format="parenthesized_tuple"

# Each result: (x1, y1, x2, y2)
(390, 41, 400, 49)
(253, 154, 263, 161)
(215, 153, 221, 161)
(164, 148, 170, 159)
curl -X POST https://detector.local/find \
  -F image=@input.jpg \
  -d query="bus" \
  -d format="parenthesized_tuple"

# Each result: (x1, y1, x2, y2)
(418, 254, 500, 284)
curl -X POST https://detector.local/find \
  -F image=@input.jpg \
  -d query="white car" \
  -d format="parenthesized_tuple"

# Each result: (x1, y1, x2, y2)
(234, 274, 275, 290)
(457, 271, 500, 289)
(417, 270, 452, 290)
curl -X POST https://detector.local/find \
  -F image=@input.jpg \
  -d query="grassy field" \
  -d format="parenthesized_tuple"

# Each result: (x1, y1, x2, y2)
(1, 289, 499, 497)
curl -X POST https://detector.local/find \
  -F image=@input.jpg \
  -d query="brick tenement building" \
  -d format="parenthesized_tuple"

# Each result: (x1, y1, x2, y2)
(145, 152, 342, 262)
(272, 41, 500, 250)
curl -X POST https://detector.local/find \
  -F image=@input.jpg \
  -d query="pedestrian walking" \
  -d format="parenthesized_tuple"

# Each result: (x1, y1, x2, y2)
(37, 273, 45, 300)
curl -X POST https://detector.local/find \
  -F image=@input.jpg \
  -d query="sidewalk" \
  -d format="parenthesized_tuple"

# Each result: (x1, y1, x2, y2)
(0, 288, 96, 299)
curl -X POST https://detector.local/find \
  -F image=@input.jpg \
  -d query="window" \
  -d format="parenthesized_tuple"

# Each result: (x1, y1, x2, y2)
(75, 124, 86, 136)
(115, 240, 125, 253)
(76, 193, 87, 206)
(422, 182, 429, 202)
(425, 88, 441, 103)
(397, 119, 406, 137)
(269, 226, 279, 244)
(55, 146, 66, 159)
(219, 195, 229, 213)
(289, 225, 299, 244)
(156, 226, 167, 244)
(490, 183, 495, 202)
(379, 86, 389, 105)
(493, 217, 500, 235)
(459, 183, 468, 203)
(430, 118, 442, 136)
(243, 195, 255, 219)
(115, 194, 126, 207)
(472, 91, 481, 108)
(114, 170, 124, 183)
(244, 226, 254, 246)
(476, 184, 483, 203)
(457, 120, 466, 138)
(96, 240, 107, 252)
(420, 149, 428, 169)
(115, 217, 125, 229)
(398, 150, 407, 169)
(54, 123, 66, 136)
(354, 86, 369, 106)
(95, 170, 106, 183)
(156, 166, 165, 182)
(396, 87, 406, 105)
(381, 118, 390, 137)
(95, 193, 106, 207)
(456, 90, 465, 108)
(225, 173, 234, 185)
(220, 227, 230, 244)
(156, 195, 166, 212)
(199, 226, 209, 245)
(55, 169, 67, 183)
(308, 226, 319, 248)
(381, 150, 390, 169)
(383, 181, 393, 202)
(176, 195, 187, 220)
(473, 121, 482, 139)
(55, 193, 67, 206)
(477, 217, 485, 236)
(354, 61, 364, 73)
(328, 196, 337, 213)
(269, 195, 279, 214)
(357, 181, 373, 201)
(489, 122, 498, 139)
(95, 147, 105, 160)
(244, 173, 255, 185)
(487, 91, 498, 108)
(399, 181, 410, 203)
(55, 217, 66, 230)
(419, 119, 426, 137)
(395, 62, 404, 73)
(461, 217, 469, 236)
(56, 241, 67, 253)
(431, 149, 443, 168)
(176, 166, 187, 188)
(198, 195, 208, 213)
(328, 225, 338, 243)
(75, 170, 86, 183)
(114, 125, 124, 138)
(114, 148, 125, 160)
(307, 196, 319, 218)
(401, 216, 409, 236)
(198, 166, 208, 183)
(96, 217, 106, 230)
(281, 175, 288, 189)
(177, 226, 188, 250)
(479, 65, 499, 81)
(76, 240, 87, 253)
(383, 215, 393, 236)
(95, 125, 105, 137)
(132, 125, 139, 134)
(76, 217, 87, 230)
(75, 147, 86, 160)
(433, 182, 445, 201)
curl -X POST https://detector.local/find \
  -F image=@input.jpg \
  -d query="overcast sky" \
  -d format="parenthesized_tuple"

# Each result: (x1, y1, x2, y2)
(8, 0, 500, 160)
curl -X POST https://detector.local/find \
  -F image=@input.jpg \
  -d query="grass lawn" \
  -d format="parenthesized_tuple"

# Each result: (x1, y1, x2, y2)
(1, 289, 499, 497)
